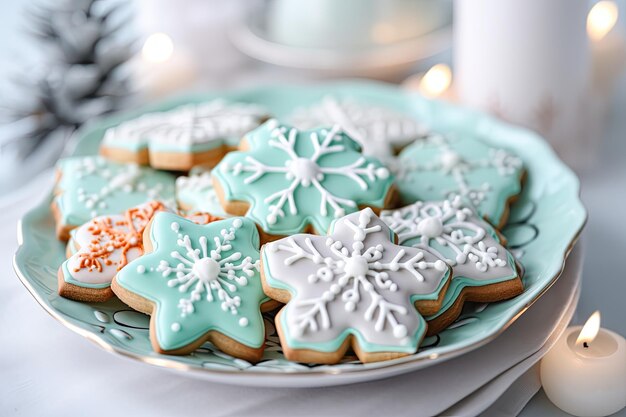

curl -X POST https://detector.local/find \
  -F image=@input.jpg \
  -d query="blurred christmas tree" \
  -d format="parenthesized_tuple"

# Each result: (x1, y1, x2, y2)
(0, 0, 134, 191)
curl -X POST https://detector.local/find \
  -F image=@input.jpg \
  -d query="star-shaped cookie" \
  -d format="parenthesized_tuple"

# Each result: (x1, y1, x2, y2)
(112, 212, 268, 361)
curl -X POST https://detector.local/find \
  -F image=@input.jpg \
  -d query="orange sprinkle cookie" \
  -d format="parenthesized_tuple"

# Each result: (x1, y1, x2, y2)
(75, 203, 161, 273)
(58, 201, 219, 302)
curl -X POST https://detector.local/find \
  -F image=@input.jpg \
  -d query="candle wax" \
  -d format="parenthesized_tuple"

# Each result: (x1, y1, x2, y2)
(540, 326, 626, 417)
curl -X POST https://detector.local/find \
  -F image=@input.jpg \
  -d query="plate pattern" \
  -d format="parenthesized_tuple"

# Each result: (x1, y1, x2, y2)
(14, 81, 585, 379)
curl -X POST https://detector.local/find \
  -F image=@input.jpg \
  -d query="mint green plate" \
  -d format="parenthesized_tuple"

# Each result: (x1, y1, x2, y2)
(14, 81, 586, 387)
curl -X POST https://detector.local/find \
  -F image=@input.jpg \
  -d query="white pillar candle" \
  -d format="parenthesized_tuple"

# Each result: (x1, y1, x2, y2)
(454, 0, 592, 168)
(540, 312, 626, 417)
(588, 1, 626, 95)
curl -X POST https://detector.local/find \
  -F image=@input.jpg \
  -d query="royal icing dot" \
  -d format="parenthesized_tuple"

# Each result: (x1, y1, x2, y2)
(239, 317, 249, 327)
(137, 265, 146, 274)
(171, 322, 181, 332)
(171, 222, 180, 233)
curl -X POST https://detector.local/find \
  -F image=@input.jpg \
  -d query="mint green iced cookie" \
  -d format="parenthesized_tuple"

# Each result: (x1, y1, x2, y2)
(53, 156, 175, 240)
(212, 120, 395, 238)
(395, 134, 524, 227)
(112, 212, 267, 361)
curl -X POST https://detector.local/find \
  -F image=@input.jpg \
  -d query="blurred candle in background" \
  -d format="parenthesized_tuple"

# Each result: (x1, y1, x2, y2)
(403, 63, 454, 99)
(588, 1, 626, 95)
(417, 63, 453, 98)
(454, 0, 595, 170)
(134, 32, 197, 98)
(133, 0, 253, 92)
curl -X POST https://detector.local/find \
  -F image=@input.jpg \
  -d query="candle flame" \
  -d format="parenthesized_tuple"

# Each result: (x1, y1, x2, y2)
(576, 311, 601, 346)
(587, 1, 619, 41)
(419, 64, 452, 98)
(142, 33, 174, 64)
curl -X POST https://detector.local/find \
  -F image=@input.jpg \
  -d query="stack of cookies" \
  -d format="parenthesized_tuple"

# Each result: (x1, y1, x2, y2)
(53, 97, 526, 364)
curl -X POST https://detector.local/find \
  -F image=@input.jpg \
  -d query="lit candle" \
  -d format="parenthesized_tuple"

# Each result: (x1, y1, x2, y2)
(402, 63, 454, 100)
(540, 311, 626, 417)
(134, 32, 197, 98)
(587, 1, 618, 42)
(587, 1, 626, 95)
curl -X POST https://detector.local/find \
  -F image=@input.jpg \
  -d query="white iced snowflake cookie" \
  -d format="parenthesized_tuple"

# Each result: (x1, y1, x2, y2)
(101, 99, 268, 170)
(289, 96, 428, 157)
(261, 208, 452, 364)
(381, 197, 523, 335)
(212, 120, 396, 241)
(175, 166, 229, 217)
(112, 212, 270, 361)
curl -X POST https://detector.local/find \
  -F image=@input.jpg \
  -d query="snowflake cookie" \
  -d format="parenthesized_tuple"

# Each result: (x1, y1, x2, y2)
(394, 134, 524, 228)
(112, 212, 268, 360)
(52, 156, 176, 240)
(212, 120, 396, 240)
(101, 99, 268, 170)
(261, 208, 452, 364)
(58, 202, 221, 303)
(176, 166, 229, 217)
(381, 197, 523, 335)
(289, 96, 428, 157)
